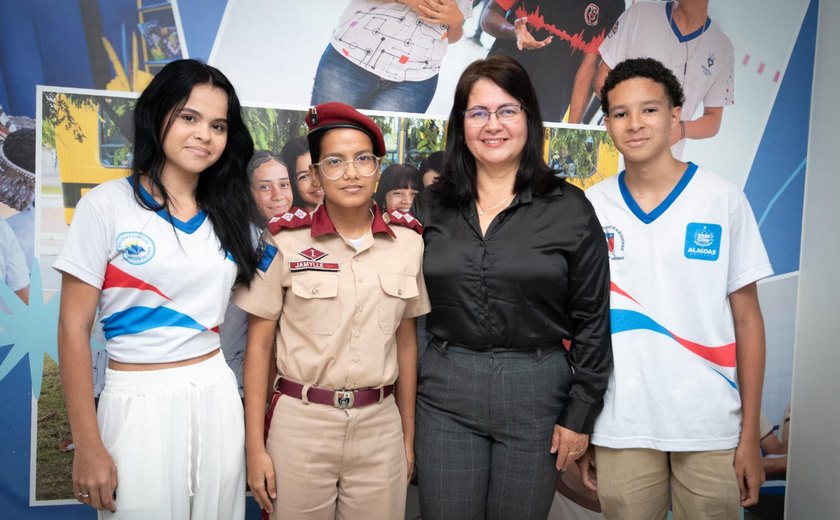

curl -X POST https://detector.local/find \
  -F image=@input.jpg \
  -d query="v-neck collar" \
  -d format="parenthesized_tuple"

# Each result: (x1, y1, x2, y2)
(129, 177, 207, 234)
(619, 162, 697, 224)
(665, 1, 712, 43)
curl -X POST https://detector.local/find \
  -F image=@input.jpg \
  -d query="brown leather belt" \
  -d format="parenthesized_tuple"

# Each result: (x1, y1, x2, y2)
(275, 378, 394, 409)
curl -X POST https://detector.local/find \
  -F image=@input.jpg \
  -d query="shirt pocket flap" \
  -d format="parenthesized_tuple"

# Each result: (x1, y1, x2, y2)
(291, 273, 339, 299)
(378, 272, 419, 299)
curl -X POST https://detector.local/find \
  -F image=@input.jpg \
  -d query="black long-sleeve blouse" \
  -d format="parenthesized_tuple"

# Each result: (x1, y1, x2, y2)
(414, 180, 612, 433)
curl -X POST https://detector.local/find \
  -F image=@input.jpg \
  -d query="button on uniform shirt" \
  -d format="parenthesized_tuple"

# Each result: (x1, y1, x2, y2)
(414, 182, 612, 433)
(233, 204, 430, 390)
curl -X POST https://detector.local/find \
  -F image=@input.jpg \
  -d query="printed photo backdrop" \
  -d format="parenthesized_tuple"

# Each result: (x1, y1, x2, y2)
(0, 0, 818, 517)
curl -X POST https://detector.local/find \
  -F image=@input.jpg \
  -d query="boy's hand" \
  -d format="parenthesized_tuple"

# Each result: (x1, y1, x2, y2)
(578, 445, 598, 491)
(734, 439, 765, 507)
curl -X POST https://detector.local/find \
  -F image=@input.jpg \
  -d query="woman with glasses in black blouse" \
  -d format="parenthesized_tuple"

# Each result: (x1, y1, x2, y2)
(412, 55, 612, 520)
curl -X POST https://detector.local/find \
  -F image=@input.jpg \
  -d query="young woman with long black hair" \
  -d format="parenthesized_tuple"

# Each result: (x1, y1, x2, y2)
(56, 59, 258, 519)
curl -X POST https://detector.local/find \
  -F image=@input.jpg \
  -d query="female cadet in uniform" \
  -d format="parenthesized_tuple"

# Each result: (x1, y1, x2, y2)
(412, 55, 612, 520)
(234, 102, 430, 520)
(55, 59, 258, 519)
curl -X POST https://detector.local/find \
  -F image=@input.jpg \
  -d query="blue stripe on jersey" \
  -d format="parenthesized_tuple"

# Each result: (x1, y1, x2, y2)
(665, 2, 712, 43)
(128, 178, 208, 233)
(619, 162, 698, 224)
(101, 306, 207, 339)
(258, 243, 278, 272)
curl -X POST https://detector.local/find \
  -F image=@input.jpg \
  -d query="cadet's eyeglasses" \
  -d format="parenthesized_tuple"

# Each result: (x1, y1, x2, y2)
(314, 154, 380, 180)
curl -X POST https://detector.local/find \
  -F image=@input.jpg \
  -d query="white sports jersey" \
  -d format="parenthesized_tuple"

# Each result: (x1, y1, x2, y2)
(54, 178, 237, 364)
(329, 0, 473, 82)
(599, 1, 734, 156)
(586, 163, 772, 451)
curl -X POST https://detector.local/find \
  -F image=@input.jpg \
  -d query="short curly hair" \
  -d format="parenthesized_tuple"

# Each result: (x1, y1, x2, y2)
(600, 58, 686, 115)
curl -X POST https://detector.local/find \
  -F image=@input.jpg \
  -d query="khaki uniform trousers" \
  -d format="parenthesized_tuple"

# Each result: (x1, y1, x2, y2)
(266, 392, 407, 520)
(594, 446, 740, 520)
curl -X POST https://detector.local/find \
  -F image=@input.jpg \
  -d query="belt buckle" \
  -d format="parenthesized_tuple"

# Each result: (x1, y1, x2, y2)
(333, 390, 355, 409)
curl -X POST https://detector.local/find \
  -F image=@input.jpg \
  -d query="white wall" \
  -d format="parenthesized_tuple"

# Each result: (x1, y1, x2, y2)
(758, 275, 797, 426)
(786, 0, 840, 517)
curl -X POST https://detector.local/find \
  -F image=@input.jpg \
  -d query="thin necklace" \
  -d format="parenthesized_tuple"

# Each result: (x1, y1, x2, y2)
(477, 195, 511, 216)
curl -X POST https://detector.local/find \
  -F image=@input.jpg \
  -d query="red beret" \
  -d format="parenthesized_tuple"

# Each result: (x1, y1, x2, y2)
(305, 102, 387, 162)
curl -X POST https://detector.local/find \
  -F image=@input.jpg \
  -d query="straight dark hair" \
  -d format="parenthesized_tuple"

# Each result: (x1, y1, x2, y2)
(131, 59, 259, 284)
(279, 136, 314, 209)
(374, 163, 423, 209)
(433, 55, 559, 207)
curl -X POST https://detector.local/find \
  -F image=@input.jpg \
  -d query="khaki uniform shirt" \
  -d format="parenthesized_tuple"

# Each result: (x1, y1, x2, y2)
(233, 204, 430, 390)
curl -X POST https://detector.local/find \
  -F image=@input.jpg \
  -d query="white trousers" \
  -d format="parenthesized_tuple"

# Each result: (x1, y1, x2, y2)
(97, 351, 245, 520)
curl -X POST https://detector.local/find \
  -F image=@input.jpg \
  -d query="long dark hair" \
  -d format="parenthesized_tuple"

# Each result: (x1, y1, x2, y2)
(374, 163, 423, 209)
(433, 55, 559, 207)
(130, 59, 258, 284)
(279, 136, 314, 209)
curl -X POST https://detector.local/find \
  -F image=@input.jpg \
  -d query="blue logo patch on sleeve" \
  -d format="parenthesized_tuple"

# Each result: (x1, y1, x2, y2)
(258, 243, 278, 272)
(684, 223, 722, 261)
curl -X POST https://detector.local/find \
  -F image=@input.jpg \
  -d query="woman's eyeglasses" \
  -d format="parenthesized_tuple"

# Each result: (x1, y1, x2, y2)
(463, 104, 525, 125)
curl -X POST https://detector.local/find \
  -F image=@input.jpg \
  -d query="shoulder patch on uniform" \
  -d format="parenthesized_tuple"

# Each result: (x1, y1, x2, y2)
(267, 207, 312, 234)
(257, 242, 278, 272)
(385, 210, 423, 234)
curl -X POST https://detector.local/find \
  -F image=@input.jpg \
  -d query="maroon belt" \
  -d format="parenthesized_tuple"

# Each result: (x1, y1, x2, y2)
(275, 378, 394, 409)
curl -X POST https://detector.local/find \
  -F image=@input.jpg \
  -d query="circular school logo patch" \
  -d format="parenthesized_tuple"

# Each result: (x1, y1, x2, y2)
(117, 232, 156, 265)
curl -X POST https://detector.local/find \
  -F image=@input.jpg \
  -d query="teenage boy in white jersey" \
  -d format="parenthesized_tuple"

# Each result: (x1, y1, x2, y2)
(582, 58, 772, 519)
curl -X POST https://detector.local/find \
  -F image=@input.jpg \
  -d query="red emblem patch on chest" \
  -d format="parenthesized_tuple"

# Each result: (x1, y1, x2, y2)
(298, 247, 328, 261)
(290, 246, 338, 272)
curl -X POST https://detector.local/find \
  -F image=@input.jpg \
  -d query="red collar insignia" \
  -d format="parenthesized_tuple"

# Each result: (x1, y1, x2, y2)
(267, 207, 312, 234)
(383, 209, 424, 234)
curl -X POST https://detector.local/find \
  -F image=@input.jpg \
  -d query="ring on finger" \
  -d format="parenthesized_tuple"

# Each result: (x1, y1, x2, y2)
(77, 492, 91, 499)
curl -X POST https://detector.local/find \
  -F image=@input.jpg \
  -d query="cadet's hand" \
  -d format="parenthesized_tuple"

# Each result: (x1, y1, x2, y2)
(550, 425, 589, 471)
(514, 17, 553, 50)
(73, 442, 118, 512)
(247, 449, 277, 513)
